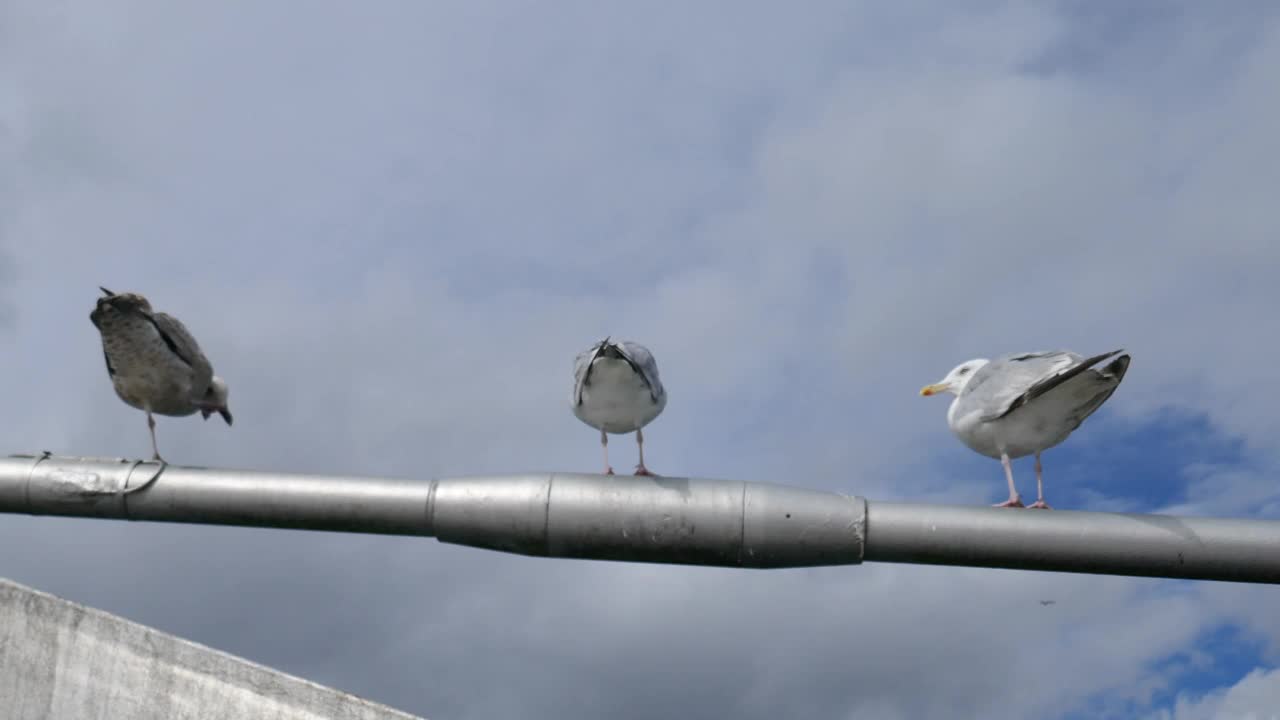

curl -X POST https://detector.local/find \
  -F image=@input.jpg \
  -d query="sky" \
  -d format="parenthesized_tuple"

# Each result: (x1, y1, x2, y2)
(3, 1, 1280, 718)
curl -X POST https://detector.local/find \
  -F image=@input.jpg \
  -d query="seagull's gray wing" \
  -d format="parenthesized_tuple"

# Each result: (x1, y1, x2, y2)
(148, 311, 214, 389)
(960, 349, 1126, 422)
(616, 341, 664, 403)
(572, 342, 605, 407)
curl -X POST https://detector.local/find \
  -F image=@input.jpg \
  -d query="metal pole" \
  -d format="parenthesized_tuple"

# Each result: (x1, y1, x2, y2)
(2, 454, 1278, 583)
(862, 502, 1280, 583)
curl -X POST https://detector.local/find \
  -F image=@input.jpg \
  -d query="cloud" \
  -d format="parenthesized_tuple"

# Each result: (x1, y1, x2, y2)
(1151, 667, 1280, 720)
(2, 2, 1280, 719)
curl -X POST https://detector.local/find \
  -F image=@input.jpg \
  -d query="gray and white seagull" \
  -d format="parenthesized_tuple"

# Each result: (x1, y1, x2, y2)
(919, 349, 1130, 509)
(90, 287, 232, 463)
(571, 337, 667, 476)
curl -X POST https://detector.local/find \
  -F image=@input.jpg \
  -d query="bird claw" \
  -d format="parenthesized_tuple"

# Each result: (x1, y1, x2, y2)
(1026, 500, 1052, 510)
(604, 467, 615, 476)
(993, 497, 1025, 508)
(634, 465, 657, 477)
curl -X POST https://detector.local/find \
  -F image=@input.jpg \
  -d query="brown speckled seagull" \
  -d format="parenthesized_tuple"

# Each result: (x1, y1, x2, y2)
(90, 287, 232, 464)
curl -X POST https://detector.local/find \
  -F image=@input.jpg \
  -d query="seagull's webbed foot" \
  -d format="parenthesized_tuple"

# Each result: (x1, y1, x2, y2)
(993, 496, 1025, 508)
(1026, 499, 1052, 510)
(633, 464, 657, 477)
(604, 466, 615, 475)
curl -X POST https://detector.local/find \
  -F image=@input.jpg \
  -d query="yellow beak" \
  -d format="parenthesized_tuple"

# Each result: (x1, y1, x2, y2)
(920, 383, 947, 397)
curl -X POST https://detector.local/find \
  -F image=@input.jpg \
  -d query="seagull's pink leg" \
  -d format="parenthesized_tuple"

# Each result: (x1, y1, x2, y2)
(634, 427, 656, 476)
(146, 410, 165, 463)
(1027, 452, 1052, 509)
(993, 452, 1024, 508)
(600, 430, 614, 475)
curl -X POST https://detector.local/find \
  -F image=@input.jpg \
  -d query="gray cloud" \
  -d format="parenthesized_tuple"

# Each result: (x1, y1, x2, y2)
(3, 2, 1280, 718)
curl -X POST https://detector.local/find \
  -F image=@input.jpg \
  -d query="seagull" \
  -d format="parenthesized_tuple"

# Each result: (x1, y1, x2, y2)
(90, 287, 232, 464)
(571, 337, 667, 476)
(920, 349, 1130, 510)
(1040, 600, 1056, 606)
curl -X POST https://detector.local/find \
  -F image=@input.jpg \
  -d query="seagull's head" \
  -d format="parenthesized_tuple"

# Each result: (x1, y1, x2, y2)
(920, 359, 989, 397)
(94, 288, 152, 314)
(92, 288, 152, 327)
(199, 376, 233, 426)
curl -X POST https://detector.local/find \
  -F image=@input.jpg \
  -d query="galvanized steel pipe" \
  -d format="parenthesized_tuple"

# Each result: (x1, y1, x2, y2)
(862, 501, 1280, 583)
(1, 454, 1278, 582)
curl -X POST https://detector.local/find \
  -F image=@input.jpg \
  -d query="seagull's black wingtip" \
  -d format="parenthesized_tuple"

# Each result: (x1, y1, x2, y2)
(1104, 353, 1131, 382)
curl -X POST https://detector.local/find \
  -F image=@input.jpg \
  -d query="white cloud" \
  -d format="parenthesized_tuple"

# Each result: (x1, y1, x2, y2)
(2, 2, 1280, 718)
(1151, 667, 1280, 720)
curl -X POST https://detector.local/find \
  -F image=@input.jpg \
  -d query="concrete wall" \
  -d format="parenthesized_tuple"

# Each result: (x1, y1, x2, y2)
(0, 578, 422, 720)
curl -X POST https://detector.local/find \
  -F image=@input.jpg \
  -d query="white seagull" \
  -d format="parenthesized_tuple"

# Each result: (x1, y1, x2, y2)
(90, 287, 232, 463)
(920, 349, 1130, 509)
(571, 337, 667, 476)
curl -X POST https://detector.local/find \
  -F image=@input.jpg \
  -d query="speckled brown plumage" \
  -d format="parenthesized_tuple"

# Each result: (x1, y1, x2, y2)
(91, 287, 232, 461)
